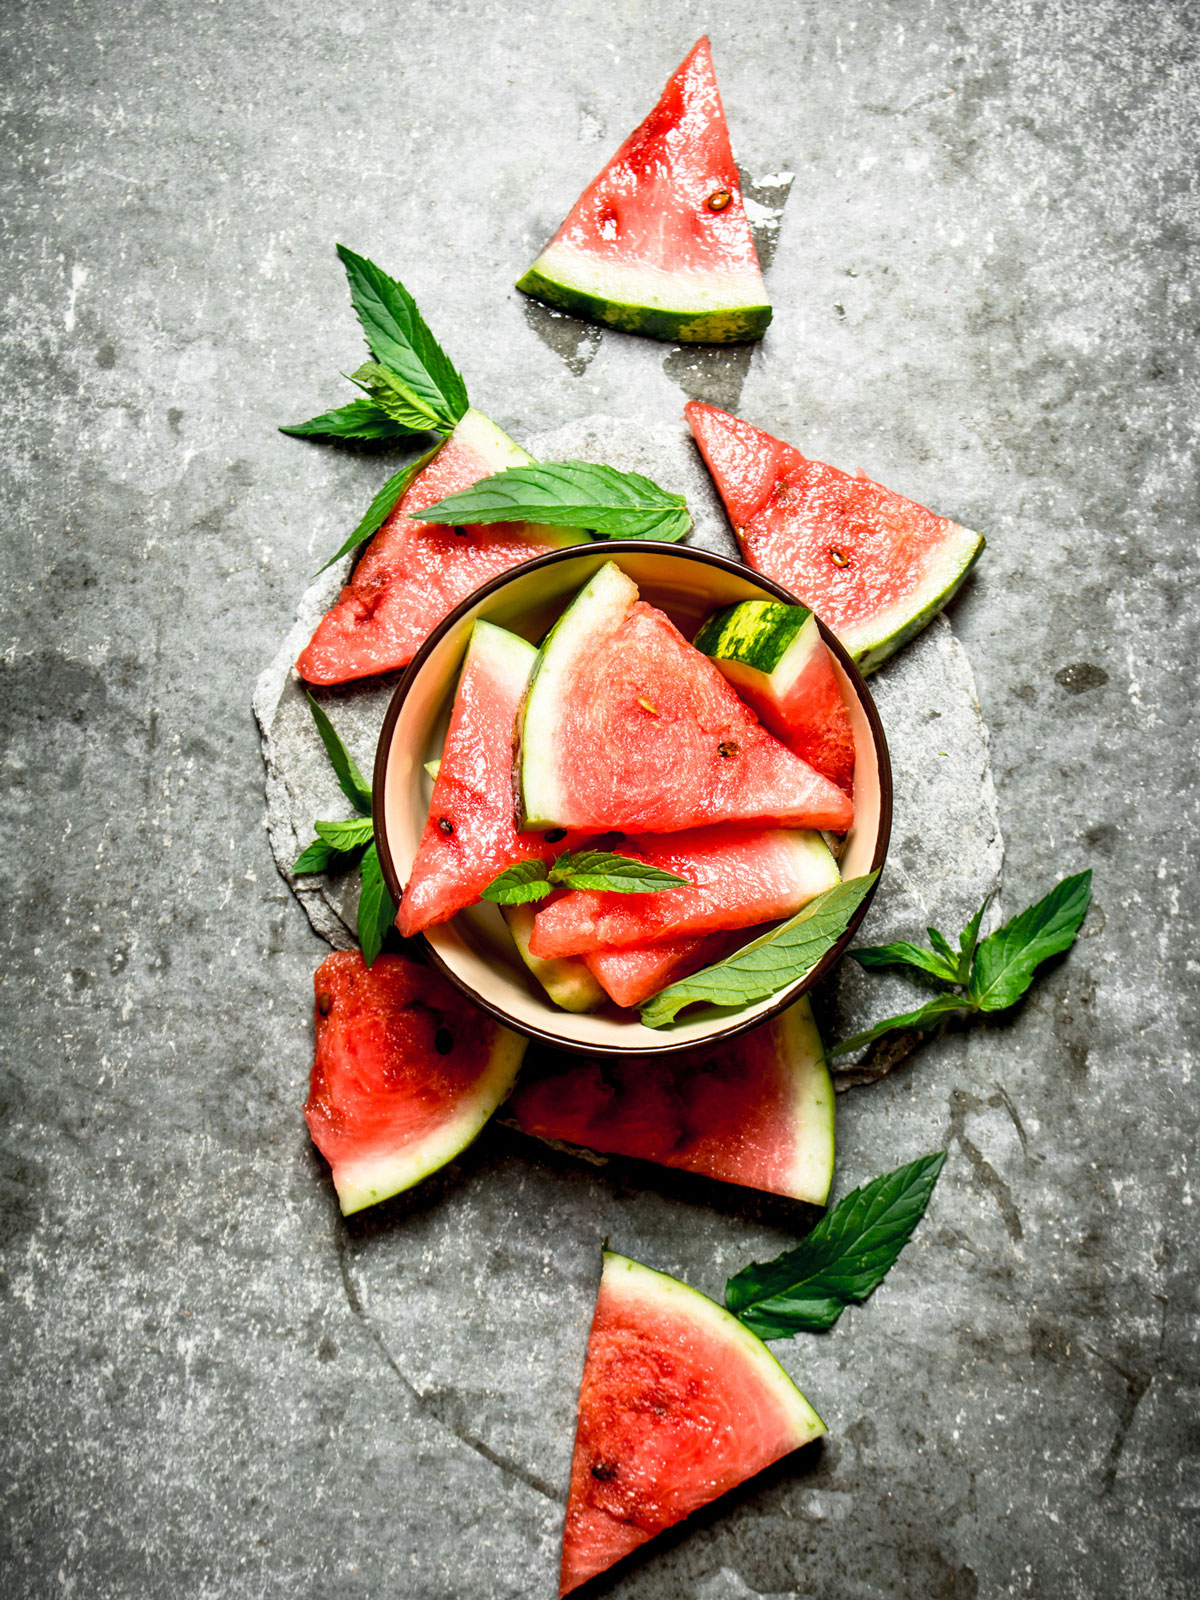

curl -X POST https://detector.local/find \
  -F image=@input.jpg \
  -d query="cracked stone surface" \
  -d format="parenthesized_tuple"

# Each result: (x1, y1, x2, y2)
(2, 4, 1197, 1599)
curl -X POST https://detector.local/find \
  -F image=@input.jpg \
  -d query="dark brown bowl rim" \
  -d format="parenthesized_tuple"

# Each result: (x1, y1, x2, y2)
(373, 540, 893, 1057)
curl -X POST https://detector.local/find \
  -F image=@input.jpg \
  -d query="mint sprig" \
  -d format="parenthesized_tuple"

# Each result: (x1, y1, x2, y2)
(725, 1153, 946, 1337)
(480, 849, 690, 907)
(417, 461, 692, 543)
(831, 871, 1092, 1055)
(291, 697, 396, 967)
(638, 873, 878, 1028)
(348, 361, 449, 436)
(280, 398, 408, 442)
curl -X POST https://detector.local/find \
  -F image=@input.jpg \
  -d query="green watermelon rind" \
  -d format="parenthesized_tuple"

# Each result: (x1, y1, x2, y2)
(331, 1026, 528, 1215)
(517, 254, 772, 346)
(502, 902, 608, 1015)
(694, 600, 822, 689)
(842, 521, 985, 672)
(599, 1250, 826, 1441)
(449, 409, 594, 551)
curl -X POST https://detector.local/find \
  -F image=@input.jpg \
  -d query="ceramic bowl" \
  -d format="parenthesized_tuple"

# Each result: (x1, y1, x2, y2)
(373, 542, 891, 1056)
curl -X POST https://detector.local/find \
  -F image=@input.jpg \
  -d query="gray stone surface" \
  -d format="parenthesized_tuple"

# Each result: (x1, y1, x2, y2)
(2, 4, 1197, 1599)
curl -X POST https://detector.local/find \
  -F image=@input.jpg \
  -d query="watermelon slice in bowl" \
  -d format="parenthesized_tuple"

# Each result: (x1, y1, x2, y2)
(373, 542, 891, 1058)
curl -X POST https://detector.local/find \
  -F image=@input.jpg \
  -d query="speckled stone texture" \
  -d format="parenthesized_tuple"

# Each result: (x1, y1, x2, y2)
(2, 4, 1197, 1599)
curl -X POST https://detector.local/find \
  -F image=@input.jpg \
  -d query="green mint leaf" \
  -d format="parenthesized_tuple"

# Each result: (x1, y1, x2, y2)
(639, 873, 878, 1028)
(968, 870, 1092, 1012)
(480, 861, 553, 905)
(279, 398, 407, 441)
(357, 841, 396, 968)
(336, 244, 468, 428)
(314, 816, 376, 850)
(828, 992, 967, 1056)
(293, 837, 342, 875)
(549, 849, 690, 894)
(926, 926, 958, 968)
(348, 361, 446, 435)
(416, 461, 691, 543)
(306, 693, 373, 814)
(725, 1152, 947, 1338)
(850, 941, 960, 985)
(314, 443, 442, 575)
(956, 892, 992, 984)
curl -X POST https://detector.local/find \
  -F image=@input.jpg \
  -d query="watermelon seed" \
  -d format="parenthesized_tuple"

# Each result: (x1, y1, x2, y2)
(591, 1460, 618, 1481)
(706, 189, 732, 212)
(544, 828, 567, 843)
(718, 740, 739, 758)
(434, 1026, 454, 1055)
(830, 547, 852, 568)
(437, 816, 455, 836)
(453, 525, 469, 538)
(316, 991, 333, 1016)
(637, 697, 659, 715)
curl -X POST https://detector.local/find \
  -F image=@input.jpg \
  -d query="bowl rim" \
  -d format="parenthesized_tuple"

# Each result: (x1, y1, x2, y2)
(373, 539, 893, 1056)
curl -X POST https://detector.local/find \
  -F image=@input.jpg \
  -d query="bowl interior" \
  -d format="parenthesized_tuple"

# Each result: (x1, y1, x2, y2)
(378, 545, 888, 1053)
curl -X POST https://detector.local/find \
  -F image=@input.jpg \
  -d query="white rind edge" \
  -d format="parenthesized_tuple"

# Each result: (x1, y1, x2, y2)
(534, 240, 767, 313)
(838, 524, 985, 661)
(779, 998, 836, 1205)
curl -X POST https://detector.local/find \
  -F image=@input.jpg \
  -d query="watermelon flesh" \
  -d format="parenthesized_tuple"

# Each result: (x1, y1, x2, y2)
(511, 998, 834, 1202)
(686, 401, 985, 672)
(517, 38, 770, 344)
(519, 562, 854, 834)
(396, 621, 588, 938)
(502, 898, 607, 1014)
(529, 826, 840, 960)
(694, 600, 856, 792)
(560, 1251, 826, 1593)
(304, 951, 526, 1214)
(584, 929, 740, 1010)
(296, 409, 589, 686)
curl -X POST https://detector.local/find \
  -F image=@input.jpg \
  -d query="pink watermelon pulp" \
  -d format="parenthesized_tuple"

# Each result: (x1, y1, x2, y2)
(560, 1251, 826, 1593)
(510, 998, 834, 1202)
(396, 621, 588, 938)
(686, 401, 985, 672)
(584, 930, 740, 1010)
(519, 562, 854, 834)
(528, 825, 840, 960)
(304, 951, 526, 1214)
(297, 410, 588, 686)
(516, 38, 770, 344)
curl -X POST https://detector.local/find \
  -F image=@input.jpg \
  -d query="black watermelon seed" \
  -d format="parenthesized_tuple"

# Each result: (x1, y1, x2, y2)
(544, 828, 567, 843)
(434, 1027, 454, 1055)
(718, 740, 739, 758)
(316, 991, 333, 1016)
(437, 817, 454, 836)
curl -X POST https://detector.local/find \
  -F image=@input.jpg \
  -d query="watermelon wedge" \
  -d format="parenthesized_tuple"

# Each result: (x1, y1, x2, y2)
(695, 600, 856, 792)
(511, 998, 834, 1202)
(518, 562, 854, 834)
(686, 401, 985, 672)
(517, 38, 770, 345)
(304, 951, 526, 1214)
(502, 899, 607, 1014)
(528, 826, 840, 960)
(396, 621, 589, 938)
(560, 1250, 826, 1593)
(296, 410, 590, 686)
(584, 930, 739, 1010)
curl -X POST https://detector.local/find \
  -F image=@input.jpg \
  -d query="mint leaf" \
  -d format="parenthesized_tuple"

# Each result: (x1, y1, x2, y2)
(348, 361, 446, 435)
(639, 873, 878, 1028)
(956, 892, 992, 984)
(417, 461, 691, 543)
(314, 816, 376, 850)
(315, 443, 442, 575)
(293, 837, 342, 875)
(306, 694, 373, 814)
(336, 244, 468, 429)
(926, 926, 958, 969)
(850, 941, 959, 985)
(968, 870, 1091, 1012)
(480, 861, 553, 906)
(549, 849, 690, 894)
(280, 398, 407, 441)
(357, 841, 396, 968)
(828, 992, 966, 1056)
(725, 1153, 947, 1337)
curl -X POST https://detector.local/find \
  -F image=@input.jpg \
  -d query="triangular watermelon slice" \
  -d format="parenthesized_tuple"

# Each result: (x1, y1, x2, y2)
(559, 1250, 826, 1593)
(518, 562, 854, 834)
(296, 410, 590, 686)
(304, 951, 526, 1214)
(686, 401, 985, 672)
(584, 930, 738, 1010)
(511, 998, 834, 1203)
(396, 621, 588, 937)
(517, 38, 770, 345)
(528, 825, 840, 959)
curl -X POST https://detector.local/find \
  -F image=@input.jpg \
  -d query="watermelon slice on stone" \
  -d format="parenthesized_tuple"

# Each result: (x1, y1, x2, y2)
(396, 621, 588, 938)
(695, 600, 856, 792)
(559, 1250, 826, 1593)
(517, 38, 770, 345)
(686, 401, 985, 672)
(519, 562, 854, 834)
(528, 825, 840, 960)
(304, 951, 526, 1214)
(584, 929, 740, 1010)
(296, 409, 589, 686)
(511, 998, 834, 1203)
